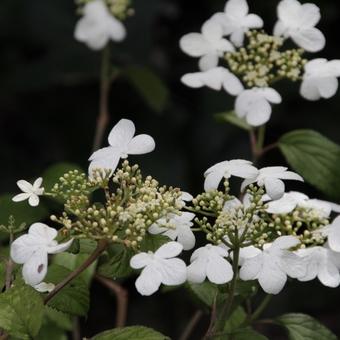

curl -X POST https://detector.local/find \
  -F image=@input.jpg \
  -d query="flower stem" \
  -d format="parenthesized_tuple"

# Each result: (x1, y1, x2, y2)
(44, 239, 108, 305)
(250, 294, 272, 322)
(179, 310, 203, 340)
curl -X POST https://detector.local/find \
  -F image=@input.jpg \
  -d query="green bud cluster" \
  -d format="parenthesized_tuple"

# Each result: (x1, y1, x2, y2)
(225, 30, 307, 88)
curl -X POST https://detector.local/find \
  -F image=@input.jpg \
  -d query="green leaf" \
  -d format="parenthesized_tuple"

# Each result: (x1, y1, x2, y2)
(92, 326, 170, 340)
(35, 319, 68, 340)
(0, 194, 49, 226)
(45, 264, 90, 316)
(278, 130, 340, 199)
(223, 306, 247, 333)
(187, 281, 220, 308)
(276, 313, 337, 340)
(44, 306, 73, 331)
(215, 111, 252, 131)
(139, 234, 170, 252)
(0, 261, 5, 291)
(0, 284, 44, 339)
(124, 66, 169, 112)
(230, 327, 268, 340)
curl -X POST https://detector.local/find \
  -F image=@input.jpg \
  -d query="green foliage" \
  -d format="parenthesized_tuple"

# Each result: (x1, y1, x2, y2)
(124, 66, 169, 113)
(45, 264, 90, 316)
(187, 281, 220, 308)
(278, 130, 340, 199)
(215, 111, 252, 131)
(35, 320, 68, 340)
(223, 306, 247, 333)
(92, 326, 170, 340)
(0, 261, 5, 291)
(276, 313, 337, 340)
(0, 284, 44, 339)
(44, 306, 73, 331)
(139, 234, 170, 252)
(229, 327, 268, 340)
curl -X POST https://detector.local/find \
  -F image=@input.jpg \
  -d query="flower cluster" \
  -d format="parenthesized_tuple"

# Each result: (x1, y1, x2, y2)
(180, 0, 340, 126)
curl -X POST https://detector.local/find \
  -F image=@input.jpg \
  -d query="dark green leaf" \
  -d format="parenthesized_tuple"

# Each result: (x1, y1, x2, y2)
(215, 111, 252, 131)
(276, 313, 337, 340)
(44, 306, 73, 331)
(0, 284, 44, 339)
(278, 130, 340, 199)
(223, 306, 247, 333)
(139, 234, 170, 252)
(124, 66, 169, 112)
(92, 326, 170, 340)
(35, 319, 68, 340)
(230, 327, 268, 340)
(187, 281, 220, 308)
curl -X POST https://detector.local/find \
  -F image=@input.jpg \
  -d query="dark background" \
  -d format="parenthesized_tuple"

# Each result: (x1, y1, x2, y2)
(1, 0, 340, 338)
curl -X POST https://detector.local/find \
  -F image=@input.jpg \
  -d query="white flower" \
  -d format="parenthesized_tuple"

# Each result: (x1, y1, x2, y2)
(211, 0, 263, 47)
(300, 59, 340, 101)
(187, 244, 233, 284)
(274, 0, 325, 52)
(181, 67, 244, 96)
(322, 216, 340, 252)
(89, 119, 155, 176)
(130, 241, 187, 296)
(204, 159, 258, 192)
(240, 236, 305, 294)
(177, 192, 194, 209)
(34, 282, 55, 293)
(10, 223, 73, 286)
(74, 0, 126, 50)
(12, 178, 44, 207)
(180, 20, 234, 71)
(296, 245, 340, 287)
(148, 212, 196, 250)
(235, 88, 282, 127)
(241, 166, 303, 200)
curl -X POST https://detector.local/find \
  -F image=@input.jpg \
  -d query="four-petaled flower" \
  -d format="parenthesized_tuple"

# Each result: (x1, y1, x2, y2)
(235, 88, 282, 127)
(240, 236, 305, 294)
(12, 178, 44, 207)
(74, 0, 126, 50)
(89, 119, 155, 176)
(212, 0, 263, 46)
(10, 223, 73, 286)
(274, 0, 325, 52)
(180, 20, 234, 71)
(187, 244, 233, 284)
(300, 59, 340, 101)
(148, 212, 196, 250)
(130, 242, 187, 296)
(204, 159, 258, 192)
(241, 166, 303, 200)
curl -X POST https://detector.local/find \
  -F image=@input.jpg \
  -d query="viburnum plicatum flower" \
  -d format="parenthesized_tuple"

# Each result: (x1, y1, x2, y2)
(204, 159, 258, 192)
(34, 282, 55, 293)
(322, 216, 340, 253)
(74, 0, 126, 50)
(181, 67, 244, 96)
(187, 244, 233, 284)
(211, 0, 263, 47)
(241, 166, 303, 200)
(235, 88, 282, 127)
(12, 178, 44, 207)
(10, 223, 73, 286)
(296, 246, 340, 287)
(300, 59, 340, 101)
(89, 119, 155, 176)
(240, 236, 305, 294)
(130, 242, 187, 296)
(180, 20, 234, 71)
(148, 212, 196, 250)
(273, 0, 325, 53)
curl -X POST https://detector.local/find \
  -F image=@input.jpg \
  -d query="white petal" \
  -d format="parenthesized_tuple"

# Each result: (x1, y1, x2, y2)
(317, 77, 338, 99)
(34, 282, 55, 293)
(181, 192, 194, 202)
(318, 258, 340, 288)
(280, 251, 306, 278)
(12, 193, 30, 202)
(17, 180, 33, 193)
(181, 73, 204, 88)
(206, 254, 233, 284)
(222, 72, 244, 96)
(135, 265, 162, 296)
(107, 16, 126, 42)
(29, 223, 58, 242)
(264, 177, 285, 200)
(272, 235, 300, 250)
(28, 194, 39, 207)
(300, 3, 321, 28)
(239, 246, 262, 265)
(228, 159, 258, 179)
(267, 196, 297, 214)
(22, 248, 48, 286)
(204, 170, 224, 192)
(202, 68, 225, 90)
(239, 254, 262, 280)
(177, 227, 196, 251)
(300, 79, 321, 101)
(230, 29, 245, 47)
(155, 241, 183, 259)
(278, 171, 303, 182)
(244, 14, 263, 28)
(328, 219, 340, 252)
(159, 258, 187, 285)
(199, 53, 219, 72)
(240, 178, 257, 192)
(48, 239, 74, 254)
(179, 33, 210, 57)
(202, 20, 223, 42)
(261, 88, 282, 104)
(10, 235, 38, 264)
(273, 21, 287, 37)
(225, 0, 249, 18)
(130, 253, 153, 269)
(33, 178, 43, 190)
(108, 119, 135, 148)
(277, 0, 301, 26)
(127, 134, 155, 155)
(187, 257, 207, 283)
(291, 28, 325, 53)
(88, 148, 120, 175)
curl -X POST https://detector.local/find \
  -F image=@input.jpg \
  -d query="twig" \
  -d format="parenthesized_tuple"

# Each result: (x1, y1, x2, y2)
(44, 239, 108, 305)
(95, 274, 128, 328)
(250, 295, 272, 322)
(179, 310, 203, 340)
(204, 294, 217, 339)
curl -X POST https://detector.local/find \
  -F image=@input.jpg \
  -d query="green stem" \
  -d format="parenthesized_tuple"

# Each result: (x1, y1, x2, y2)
(256, 125, 266, 153)
(250, 294, 272, 322)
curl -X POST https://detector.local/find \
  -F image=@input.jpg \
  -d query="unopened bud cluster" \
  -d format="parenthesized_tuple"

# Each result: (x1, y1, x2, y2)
(225, 30, 307, 87)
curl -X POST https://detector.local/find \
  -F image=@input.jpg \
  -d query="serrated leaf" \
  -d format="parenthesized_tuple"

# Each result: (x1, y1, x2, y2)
(92, 326, 170, 340)
(139, 234, 170, 252)
(124, 66, 169, 112)
(35, 318, 68, 340)
(44, 306, 73, 331)
(278, 130, 340, 199)
(276, 313, 337, 340)
(0, 284, 44, 339)
(215, 111, 252, 131)
(187, 281, 220, 308)
(45, 264, 90, 316)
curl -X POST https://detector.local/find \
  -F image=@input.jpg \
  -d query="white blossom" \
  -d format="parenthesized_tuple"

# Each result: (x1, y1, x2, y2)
(89, 119, 155, 176)
(177, 192, 194, 209)
(241, 166, 303, 200)
(273, 0, 325, 52)
(322, 216, 340, 253)
(300, 59, 340, 101)
(296, 245, 340, 287)
(148, 212, 196, 250)
(12, 178, 44, 207)
(130, 242, 187, 296)
(187, 244, 233, 284)
(240, 236, 305, 294)
(74, 0, 126, 50)
(34, 282, 55, 293)
(235, 88, 282, 127)
(10, 223, 73, 286)
(181, 67, 244, 96)
(211, 0, 263, 47)
(180, 20, 234, 71)
(204, 159, 258, 192)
